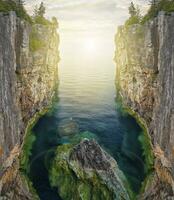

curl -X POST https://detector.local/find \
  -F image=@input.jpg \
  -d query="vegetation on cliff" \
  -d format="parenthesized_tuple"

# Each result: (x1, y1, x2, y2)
(142, 0, 174, 23)
(33, 2, 52, 26)
(115, 97, 154, 172)
(0, 0, 32, 22)
(0, 1, 58, 52)
(125, 0, 174, 26)
(29, 2, 58, 52)
(125, 2, 141, 26)
(29, 26, 46, 52)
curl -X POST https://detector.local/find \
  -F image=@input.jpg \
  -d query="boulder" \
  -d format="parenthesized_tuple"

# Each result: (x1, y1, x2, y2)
(58, 119, 79, 137)
(49, 139, 130, 200)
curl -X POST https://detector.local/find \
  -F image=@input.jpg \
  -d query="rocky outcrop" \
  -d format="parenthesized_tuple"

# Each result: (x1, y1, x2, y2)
(115, 12, 174, 199)
(0, 11, 59, 199)
(49, 139, 130, 200)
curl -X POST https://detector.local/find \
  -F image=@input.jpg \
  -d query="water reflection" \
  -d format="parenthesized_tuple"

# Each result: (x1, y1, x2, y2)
(28, 35, 146, 199)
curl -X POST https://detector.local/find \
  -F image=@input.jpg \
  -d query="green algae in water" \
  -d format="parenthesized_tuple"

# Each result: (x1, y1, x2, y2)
(49, 142, 128, 200)
(24, 91, 151, 199)
(138, 133, 154, 173)
(70, 131, 98, 143)
(20, 133, 36, 173)
(20, 107, 51, 173)
(58, 131, 98, 145)
(115, 93, 154, 196)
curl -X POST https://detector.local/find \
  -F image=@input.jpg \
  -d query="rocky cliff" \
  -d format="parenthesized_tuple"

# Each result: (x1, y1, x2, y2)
(115, 11, 174, 199)
(0, 11, 59, 199)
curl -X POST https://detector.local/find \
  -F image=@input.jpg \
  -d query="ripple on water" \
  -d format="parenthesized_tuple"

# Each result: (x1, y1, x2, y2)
(28, 62, 146, 199)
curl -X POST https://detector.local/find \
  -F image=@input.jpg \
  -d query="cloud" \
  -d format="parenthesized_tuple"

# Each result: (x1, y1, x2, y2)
(24, 0, 148, 35)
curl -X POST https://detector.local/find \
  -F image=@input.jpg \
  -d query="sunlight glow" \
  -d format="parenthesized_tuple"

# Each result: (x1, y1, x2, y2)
(83, 38, 98, 53)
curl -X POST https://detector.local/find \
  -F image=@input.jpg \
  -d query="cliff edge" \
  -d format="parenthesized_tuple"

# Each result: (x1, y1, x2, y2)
(0, 10, 59, 199)
(115, 11, 174, 199)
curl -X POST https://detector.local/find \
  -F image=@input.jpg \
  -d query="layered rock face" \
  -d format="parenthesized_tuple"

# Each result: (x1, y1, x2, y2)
(0, 11, 59, 199)
(49, 139, 130, 200)
(115, 12, 174, 199)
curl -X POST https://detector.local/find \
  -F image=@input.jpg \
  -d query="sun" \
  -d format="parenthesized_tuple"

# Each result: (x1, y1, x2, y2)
(83, 38, 97, 53)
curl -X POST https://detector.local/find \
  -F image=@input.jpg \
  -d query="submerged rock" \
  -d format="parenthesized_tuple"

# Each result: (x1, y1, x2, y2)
(49, 139, 130, 200)
(58, 119, 79, 137)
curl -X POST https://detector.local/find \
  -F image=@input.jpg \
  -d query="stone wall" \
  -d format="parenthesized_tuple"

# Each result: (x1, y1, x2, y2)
(0, 11, 59, 199)
(115, 12, 174, 199)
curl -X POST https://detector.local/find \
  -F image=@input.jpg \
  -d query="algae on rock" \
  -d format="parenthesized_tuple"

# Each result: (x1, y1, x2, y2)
(49, 139, 130, 200)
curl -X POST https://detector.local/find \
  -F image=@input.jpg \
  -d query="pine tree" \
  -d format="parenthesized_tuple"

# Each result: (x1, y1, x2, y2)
(149, 0, 160, 5)
(15, 0, 24, 6)
(33, 5, 39, 17)
(38, 2, 45, 17)
(33, 2, 46, 18)
(129, 2, 137, 17)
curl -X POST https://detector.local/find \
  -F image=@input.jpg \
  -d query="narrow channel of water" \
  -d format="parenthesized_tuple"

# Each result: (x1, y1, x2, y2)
(27, 37, 146, 199)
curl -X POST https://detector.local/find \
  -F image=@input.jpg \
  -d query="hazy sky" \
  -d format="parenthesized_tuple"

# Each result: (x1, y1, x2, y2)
(25, 0, 148, 36)
(25, 0, 149, 73)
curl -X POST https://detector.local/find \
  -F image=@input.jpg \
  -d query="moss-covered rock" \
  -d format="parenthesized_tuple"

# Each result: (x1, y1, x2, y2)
(49, 139, 130, 200)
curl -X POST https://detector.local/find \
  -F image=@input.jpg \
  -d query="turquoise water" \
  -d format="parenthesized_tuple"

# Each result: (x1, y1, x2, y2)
(27, 41, 146, 199)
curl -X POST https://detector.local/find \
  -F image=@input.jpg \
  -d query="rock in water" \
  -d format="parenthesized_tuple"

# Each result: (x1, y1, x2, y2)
(58, 119, 79, 137)
(49, 139, 130, 200)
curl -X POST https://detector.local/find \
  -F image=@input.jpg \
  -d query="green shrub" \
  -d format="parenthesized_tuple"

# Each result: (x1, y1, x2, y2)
(125, 15, 141, 26)
(29, 28, 46, 52)
(29, 37, 46, 52)
(125, 2, 141, 26)
(125, 1, 174, 25)
(0, 0, 32, 23)
(34, 15, 52, 26)
(142, 0, 174, 24)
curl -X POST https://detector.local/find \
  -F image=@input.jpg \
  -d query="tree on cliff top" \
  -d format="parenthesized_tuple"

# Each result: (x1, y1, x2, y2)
(142, 0, 174, 23)
(129, 2, 137, 17)
(33, 2, 51, 25)
(125, 2, 141, 26)
(34, 2, 45, 18)
(38, 2, 45, 17)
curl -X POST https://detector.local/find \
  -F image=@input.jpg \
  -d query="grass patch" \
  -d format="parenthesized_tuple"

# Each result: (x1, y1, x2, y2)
(0, 0, 32, 23)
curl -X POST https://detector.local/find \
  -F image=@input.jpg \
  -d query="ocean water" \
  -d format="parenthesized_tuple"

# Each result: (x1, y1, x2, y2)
(28, 38, 146, 199)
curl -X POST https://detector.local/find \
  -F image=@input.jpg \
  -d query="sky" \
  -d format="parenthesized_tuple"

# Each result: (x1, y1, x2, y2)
(24, 0, 149, 76)
(25, 0, 148, 36)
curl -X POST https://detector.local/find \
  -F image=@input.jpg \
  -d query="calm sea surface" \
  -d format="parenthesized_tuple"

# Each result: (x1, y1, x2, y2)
(28, 39, 146, 199)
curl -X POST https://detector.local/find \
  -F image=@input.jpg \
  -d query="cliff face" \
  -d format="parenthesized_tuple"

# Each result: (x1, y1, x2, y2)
(115, 12, 174, 199)
(0, 11, 59, 199)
